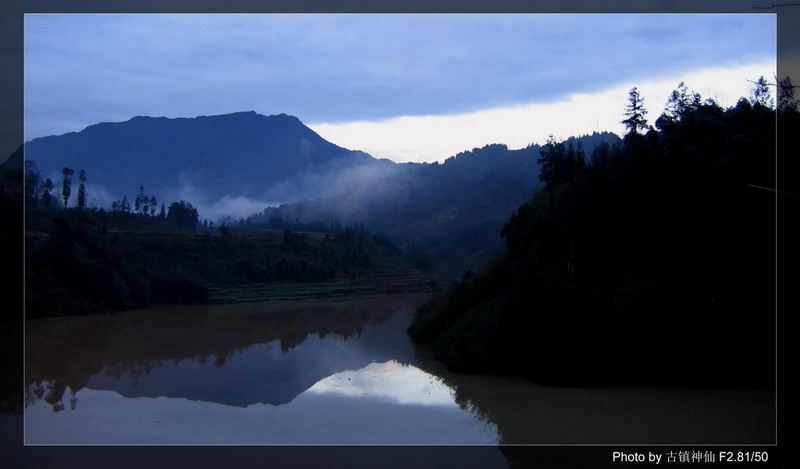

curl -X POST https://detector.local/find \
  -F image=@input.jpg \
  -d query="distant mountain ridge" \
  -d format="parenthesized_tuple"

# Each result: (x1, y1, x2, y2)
(24, 111, 404, 211)
(259, 132, 621, 276)
(21, 110, 621, 276)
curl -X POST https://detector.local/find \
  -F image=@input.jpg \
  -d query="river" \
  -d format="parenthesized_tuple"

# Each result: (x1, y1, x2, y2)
(24, 294, 774, 447)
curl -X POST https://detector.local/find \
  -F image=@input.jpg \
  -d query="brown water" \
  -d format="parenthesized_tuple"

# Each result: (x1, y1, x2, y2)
(24, 294, 774, 446)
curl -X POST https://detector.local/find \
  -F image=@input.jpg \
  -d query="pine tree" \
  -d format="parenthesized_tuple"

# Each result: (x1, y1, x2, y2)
(76, 170, 87, 210)
(621, 87, 648, 134)
(135, 186, 146, 214)
(752, 76, 774, 108)
(61, 167, 74, 209)
(24, 160, 41, 207)
(777, 75, 798, 113)
(41, 178, 54, 208)
(663, 82, 700, 121)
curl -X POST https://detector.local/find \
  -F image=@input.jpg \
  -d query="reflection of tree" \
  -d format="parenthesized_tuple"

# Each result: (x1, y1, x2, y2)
(103, 360, 161, 389)
(26, 379, 85, 413)
(412, 341, 774, 446)
(25, 382, 46, 408)
(213, 351, 230, 367)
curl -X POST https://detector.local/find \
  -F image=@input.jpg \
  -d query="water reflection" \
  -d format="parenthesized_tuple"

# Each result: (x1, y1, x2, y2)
(25, 294, 499, 444)
(412, 347, 776, 445)
(26, 296, 416, 410)
(26, 359, 498, 445)
(308, 360, 457, 406)
(24, 293, 774, 445)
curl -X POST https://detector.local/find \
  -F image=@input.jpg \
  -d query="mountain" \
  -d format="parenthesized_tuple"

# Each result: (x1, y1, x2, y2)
(0, 144, 23, 177)
(23, 111, 405, 214)
(23, 109, 620, 276)
(257, 132, 621, 276)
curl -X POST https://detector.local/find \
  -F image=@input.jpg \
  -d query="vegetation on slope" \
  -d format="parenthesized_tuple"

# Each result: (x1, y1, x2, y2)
(409, 82, 791, 387)
(23, 207, 426, 318)
(256, 132, 619, 277)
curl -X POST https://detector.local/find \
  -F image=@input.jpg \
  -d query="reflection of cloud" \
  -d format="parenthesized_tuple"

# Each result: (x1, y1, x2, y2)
(310, 62, 776, 163)
(24, 384, 499, 445)
(306, 360, 456, 407)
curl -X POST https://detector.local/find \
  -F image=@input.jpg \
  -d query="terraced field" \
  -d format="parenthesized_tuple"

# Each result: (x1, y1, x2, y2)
(209, 261, 441, 304)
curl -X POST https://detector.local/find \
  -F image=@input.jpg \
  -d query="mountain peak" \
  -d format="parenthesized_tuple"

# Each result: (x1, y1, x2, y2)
(23, 110, 395, 213)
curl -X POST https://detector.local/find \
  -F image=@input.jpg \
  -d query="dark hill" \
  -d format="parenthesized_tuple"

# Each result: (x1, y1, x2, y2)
(24, 111, 402, 210)
(260, 132, 620, 276)
(408, 99, 778, 387)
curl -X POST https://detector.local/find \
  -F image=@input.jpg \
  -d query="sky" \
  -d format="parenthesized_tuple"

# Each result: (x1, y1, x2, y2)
(24, 13, 776, 164)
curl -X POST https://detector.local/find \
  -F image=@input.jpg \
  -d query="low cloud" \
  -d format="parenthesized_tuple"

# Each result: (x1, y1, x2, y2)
(309, 62, 775, 164)
(194, 195, 283, 223)
(163, 180, 281, 223)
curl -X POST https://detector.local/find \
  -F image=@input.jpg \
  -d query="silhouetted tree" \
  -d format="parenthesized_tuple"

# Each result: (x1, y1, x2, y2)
(621, 87, 648, 134)
(777, 75, 798, 113)
(111, 195, 131, 213)
(61, 167, 74, 208)
(135, 186, 147, 215)
(537, 136, 586, 187)
(41, 178, 54, 208)
(76, 170, 87, 210)
(662, 82, 700, 122)
(149, 196, 157, 217)
(24, 160, 41, 207)
(159, 203, 166, 218)
(167, 200, 199, 231)
(752, 76, 774, 108)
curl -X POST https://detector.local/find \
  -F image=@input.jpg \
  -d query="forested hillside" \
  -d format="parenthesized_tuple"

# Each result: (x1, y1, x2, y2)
(23, 208, 425, 318)
(409, 82, 791, 387)
(256, 132, 619, 276)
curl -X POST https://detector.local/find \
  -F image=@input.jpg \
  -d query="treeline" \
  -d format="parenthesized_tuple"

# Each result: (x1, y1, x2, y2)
(24, 206, 403, 318)
(409, 79, 794, 387)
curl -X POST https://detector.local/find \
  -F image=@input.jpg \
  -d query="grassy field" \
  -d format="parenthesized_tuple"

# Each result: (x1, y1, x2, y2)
(209, 261, 441, 304)
(208, 278, 375, 303)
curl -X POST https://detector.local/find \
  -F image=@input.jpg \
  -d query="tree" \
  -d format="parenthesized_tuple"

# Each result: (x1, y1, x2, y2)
(76, 170, 87, 210)
(167, 200, 199, 231)
(112, 195, 131, 213)
(751, 76, 774, 108)
(777, 75, 798, 113)
(663, 82, 700, 122)
(537, 135, 586, 187)
(24, 160, 41, 207)
(41, 178, 54, 208)
(61, 167, 75, 209)
(621, 87, 648, 134)
(159, 203, 166, 218)
(149, 196, 157, 217)
(135, 186, 147, 215)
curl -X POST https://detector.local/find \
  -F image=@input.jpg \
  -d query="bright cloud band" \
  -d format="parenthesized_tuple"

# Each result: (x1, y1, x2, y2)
(309, 61, 776, 164)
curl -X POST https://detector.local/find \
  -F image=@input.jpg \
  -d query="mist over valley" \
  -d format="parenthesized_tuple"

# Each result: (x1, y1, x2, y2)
(20, 110, 619, 276)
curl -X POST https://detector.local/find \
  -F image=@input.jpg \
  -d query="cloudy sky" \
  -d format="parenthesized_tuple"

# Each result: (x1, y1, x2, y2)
(25, 13, 776, 163)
